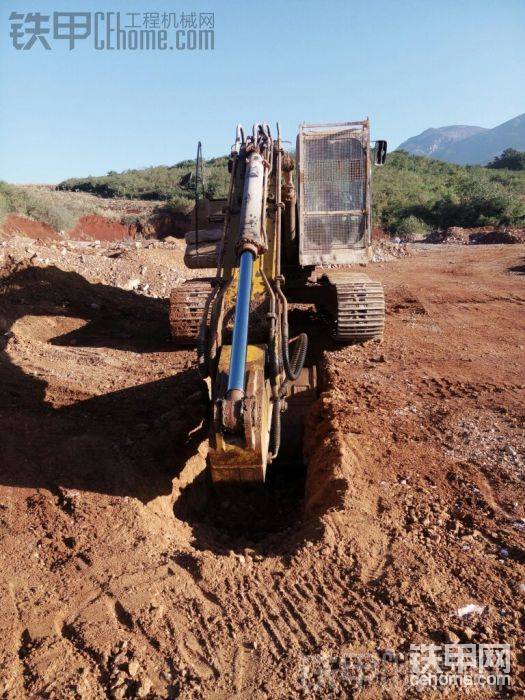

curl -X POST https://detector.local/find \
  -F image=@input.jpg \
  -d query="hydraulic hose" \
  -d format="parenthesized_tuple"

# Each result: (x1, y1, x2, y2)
(278, 287, 308, 382)
(275, 281, 308, 382)
(282, 325, 308, 382)
(270, 396, 281, 459)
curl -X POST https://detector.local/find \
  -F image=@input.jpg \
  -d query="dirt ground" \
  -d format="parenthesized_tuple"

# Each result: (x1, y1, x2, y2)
(0, 240, 523, 698)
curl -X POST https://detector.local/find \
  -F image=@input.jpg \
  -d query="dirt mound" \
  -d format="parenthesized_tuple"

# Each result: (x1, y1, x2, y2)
(371, 238, 410, 261)
(470, 228, 525, 244)
(0, 213, 59, 241)
(0, 241, 523, 697)
(427, 225, 525, 245)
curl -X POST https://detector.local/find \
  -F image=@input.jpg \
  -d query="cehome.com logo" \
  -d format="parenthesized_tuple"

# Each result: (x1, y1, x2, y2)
(9, 11, 215, 51)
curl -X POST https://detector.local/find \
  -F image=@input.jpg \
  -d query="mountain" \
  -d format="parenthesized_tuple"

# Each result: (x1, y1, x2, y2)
(398, 113, 525, 165)
(398, 125, 487, 158)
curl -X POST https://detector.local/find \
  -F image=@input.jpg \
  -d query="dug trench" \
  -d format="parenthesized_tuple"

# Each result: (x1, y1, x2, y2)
(0, 244, 524, 698)
(172, 307, 335, 555)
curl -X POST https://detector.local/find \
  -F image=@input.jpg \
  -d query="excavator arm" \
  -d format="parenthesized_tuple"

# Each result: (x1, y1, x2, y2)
(201, 124, 307, 482)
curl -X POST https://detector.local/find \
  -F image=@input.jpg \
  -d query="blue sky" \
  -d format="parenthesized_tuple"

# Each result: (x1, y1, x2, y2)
(1, 0, 524, 183)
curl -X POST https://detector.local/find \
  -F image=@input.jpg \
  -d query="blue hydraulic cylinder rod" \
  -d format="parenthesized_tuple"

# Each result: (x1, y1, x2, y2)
(227, 250, 255, 394)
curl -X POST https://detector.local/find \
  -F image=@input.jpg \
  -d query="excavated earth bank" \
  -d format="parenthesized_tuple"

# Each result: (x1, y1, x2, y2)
(0, 238, 523, 698)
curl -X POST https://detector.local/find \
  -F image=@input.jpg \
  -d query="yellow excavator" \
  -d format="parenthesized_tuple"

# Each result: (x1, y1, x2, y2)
(170, 121, 387, 483)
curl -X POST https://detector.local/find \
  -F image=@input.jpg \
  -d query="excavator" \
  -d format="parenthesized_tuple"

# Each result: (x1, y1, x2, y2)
(170, 120, 387, 483)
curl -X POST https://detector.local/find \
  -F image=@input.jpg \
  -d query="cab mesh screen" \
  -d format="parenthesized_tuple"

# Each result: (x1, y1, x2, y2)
(301, 128, 366, 252)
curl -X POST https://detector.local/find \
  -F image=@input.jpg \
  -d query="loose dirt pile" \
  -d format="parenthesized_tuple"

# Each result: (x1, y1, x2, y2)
(0, 234, 197, 301)
(371, 239, 410, 262)
(427, 226, 525, 246)
(0, 239, 523, 698)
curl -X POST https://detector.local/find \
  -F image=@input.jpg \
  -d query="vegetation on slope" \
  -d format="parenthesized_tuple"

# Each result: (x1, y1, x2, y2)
(0, 183, 105, 231)
(487, 148, 525, 171)
(4, 150, 521, 236)
(57, 157, 230, 211)
(373, 151, 525, 233)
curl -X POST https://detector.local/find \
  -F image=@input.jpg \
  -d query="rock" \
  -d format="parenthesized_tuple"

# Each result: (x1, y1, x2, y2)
(123, 278, 140, 291)
(457, 603, 485, 618)
(463, 626, 475, 641)
(127, 659, 140, 677)
(137, 677, 152, 697)
(445, 630, 460, 644)
(111, 686, 127, 700)
(112, 652, 128, 666)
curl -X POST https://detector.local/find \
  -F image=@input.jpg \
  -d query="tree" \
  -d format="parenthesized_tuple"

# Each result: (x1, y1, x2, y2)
(487, 149, 525, 171)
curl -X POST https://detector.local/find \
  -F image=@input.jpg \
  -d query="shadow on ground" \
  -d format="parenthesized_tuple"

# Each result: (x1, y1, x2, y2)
(508, 257, 525, 275)
(0, 264, 206, 503)
(0, 264, 337, 554)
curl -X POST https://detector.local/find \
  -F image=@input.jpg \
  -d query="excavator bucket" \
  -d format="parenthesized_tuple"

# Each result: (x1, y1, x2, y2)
(209, 344, 272, 483)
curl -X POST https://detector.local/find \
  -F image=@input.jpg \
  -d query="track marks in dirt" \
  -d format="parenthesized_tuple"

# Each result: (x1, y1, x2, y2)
(0, 585, 27, 698)
(419, 375, 509, 402)
(59, 621, 109, 692)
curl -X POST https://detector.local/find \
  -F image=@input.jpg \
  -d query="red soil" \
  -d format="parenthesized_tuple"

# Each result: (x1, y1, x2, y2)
(1, 214, 59, 241)
(69, 215, 133, 242)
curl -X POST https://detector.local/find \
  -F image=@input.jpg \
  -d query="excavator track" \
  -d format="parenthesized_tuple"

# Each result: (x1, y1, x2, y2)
(169, 278, 214, 345)
(321, 272, 385, 343)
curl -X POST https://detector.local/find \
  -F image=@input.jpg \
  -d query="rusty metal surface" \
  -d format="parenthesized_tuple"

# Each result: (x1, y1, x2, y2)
(169, 278, 214, 346)
(209, 344, 271, 483)
(184, 242, 220, 269)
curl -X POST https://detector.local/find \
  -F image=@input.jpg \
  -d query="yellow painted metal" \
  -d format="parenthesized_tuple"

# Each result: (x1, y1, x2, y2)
(209, 344, 271, 483)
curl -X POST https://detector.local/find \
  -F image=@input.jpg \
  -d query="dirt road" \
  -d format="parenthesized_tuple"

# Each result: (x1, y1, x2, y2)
(0, 242, 523, 698)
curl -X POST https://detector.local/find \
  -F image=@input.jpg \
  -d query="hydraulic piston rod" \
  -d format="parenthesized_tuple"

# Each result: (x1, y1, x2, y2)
(226, 249, 254, 394)
(225, 147, 266, 397)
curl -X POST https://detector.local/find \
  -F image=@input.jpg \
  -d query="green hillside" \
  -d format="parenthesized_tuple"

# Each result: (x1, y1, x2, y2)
(373, 150, 525, 234)
(52, 150, 525, 235)
(2, 149, 523, 236)
(57, 157, 231, 210)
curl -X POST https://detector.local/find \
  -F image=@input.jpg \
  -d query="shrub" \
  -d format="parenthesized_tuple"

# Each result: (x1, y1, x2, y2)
(395, 215, 428, 239)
